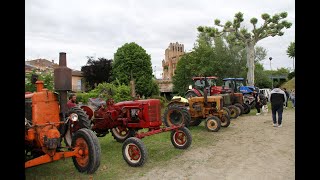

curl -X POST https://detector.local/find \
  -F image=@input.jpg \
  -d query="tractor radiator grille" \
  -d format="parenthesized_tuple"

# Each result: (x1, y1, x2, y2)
(148, 104, 161, 122)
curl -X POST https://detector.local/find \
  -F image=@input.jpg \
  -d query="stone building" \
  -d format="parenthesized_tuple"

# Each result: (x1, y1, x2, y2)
(162, 42, 184, 80)
(157, 42, 185, 99)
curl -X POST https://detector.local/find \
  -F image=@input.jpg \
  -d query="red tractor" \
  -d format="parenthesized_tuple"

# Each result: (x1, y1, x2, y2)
(25, 52, 101, 174)
(80, 97, 192, 167)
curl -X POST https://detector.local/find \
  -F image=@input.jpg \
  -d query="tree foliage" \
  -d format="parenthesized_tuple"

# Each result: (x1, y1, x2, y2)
(25, 71, 54, 92)
(173, 31, 270, 95)
(197, 11, 292, 86)
(81, 57, 112, 91)
(112, 42, 156, 97)
(286, 41, 295, 59)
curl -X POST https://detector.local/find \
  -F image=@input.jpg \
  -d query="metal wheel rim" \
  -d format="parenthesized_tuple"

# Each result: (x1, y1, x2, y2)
(125, 143, 141, 163)
(207, 119, 218, 130)
(173, 131, 187, 146)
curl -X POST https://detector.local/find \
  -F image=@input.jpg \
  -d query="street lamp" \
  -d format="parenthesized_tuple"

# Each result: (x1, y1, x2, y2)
(269, 57, 272, 70)
(269, 57, 273, 89)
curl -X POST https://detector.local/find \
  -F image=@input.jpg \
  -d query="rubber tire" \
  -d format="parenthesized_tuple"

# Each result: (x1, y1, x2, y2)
(234, 103, 244, 115)
(222, 107, 231, 118)
(170, 127, 192, 149)
(64, 106, 91, 147)
(242, 103, 251, 114)
(205, 116, 221, 132)
(220, 114, 231, 127)
(71, 128, 101, 174)
(163, 105, 190, 127)
(122, 137, 147, 167)
(227, 105, 240, 119)
(185, 91, 199, 99)
(111, 127, 136, 143)
(189, 119, 202, 126)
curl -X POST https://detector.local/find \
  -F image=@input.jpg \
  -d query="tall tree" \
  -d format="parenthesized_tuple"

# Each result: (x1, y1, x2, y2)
(286, 41, 295, 70)
(112, 42, 155, 97)
(81, 57, 112, 90)
(198, 11, 292, 86)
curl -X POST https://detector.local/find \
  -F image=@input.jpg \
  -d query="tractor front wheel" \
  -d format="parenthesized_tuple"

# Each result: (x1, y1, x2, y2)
(170, 127, 192, 149)
(72, 128, 101, 174)
(205, 116, 221, 132)
(122, 137, 147, 167)
(111, 127, 136, 143)
(220, 114, 231, 127)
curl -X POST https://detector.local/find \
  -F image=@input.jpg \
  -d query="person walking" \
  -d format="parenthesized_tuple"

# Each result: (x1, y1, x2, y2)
(290, 89, 295, 108)
(283, 88, 290, 109)
(253, 89, 261, 116)
(269, 84, 287, 127)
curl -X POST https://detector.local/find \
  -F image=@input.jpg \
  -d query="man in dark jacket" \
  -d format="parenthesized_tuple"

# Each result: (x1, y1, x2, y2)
(283, 88, 290, 109)
(269, 85, 287, 127)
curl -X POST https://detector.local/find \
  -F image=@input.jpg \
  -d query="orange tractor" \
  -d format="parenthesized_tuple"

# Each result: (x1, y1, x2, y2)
(25, 52, 101, 174)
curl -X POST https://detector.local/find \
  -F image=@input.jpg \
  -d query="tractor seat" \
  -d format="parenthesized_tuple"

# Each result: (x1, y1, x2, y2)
(88, 98, 106, 108)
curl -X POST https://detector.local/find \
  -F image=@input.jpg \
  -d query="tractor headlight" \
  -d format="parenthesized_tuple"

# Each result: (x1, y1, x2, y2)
(70, 113, 78, 122)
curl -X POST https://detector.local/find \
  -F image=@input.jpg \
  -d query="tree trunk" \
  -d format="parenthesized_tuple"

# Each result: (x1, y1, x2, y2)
(246, 41, 255, 86)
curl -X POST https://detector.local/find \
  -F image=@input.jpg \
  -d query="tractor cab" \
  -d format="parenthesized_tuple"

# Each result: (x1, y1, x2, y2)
(222, 78, 245, 93)
(186, 76, 221, 98)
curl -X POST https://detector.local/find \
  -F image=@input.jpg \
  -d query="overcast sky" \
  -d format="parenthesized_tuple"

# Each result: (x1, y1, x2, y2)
(26, 0, 295, 79)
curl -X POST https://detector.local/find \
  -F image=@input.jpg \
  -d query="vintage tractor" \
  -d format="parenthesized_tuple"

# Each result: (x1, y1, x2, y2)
(164, 87, 230, 132)
(25, 52, 101, 174)
(80, 97, 192, 167)
(184, 76, 242, 119)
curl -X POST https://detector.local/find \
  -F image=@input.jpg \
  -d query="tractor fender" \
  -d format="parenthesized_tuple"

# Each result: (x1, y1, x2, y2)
(185, 89, 202, 97)
(80, 105, 95, 120)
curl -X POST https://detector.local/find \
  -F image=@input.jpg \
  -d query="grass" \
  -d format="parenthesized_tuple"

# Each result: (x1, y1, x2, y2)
(281, 77, 295, 91)
(25, 101, 294, 179)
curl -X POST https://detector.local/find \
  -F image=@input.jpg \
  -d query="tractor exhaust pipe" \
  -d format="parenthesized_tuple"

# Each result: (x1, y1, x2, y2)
(54, 52, 72, 116)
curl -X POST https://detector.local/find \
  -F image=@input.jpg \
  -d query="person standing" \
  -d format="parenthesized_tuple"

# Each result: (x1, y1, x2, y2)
(290, 89, 295, 108)
(269, 84, 287, 127)
(67, 94, 77, 109)
(253, 90, 261, 115)
(283, 88, 290, 109)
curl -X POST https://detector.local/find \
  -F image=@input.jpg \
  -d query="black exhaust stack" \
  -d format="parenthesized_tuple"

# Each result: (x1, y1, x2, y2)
(54, 52, 72, 116)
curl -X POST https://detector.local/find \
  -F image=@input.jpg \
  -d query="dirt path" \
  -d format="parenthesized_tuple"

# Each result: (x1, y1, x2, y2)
(129, 109, 295, 180)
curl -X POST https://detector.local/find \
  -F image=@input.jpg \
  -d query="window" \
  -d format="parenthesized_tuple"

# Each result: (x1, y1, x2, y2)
(77, 79, 81, 91)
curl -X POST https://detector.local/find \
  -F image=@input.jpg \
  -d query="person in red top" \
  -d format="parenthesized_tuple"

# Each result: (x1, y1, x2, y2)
(67, 94, 77, 109)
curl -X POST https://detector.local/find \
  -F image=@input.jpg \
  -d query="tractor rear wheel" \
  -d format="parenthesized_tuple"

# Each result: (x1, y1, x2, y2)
(205, 116, 221, 132)
(72, 128, 101, 174)
(170, 127, 192, 149)
(122, 137, 147, 167)
(111, 127, 136, 143)
(185, 91, 198, 99)
(64, 106, 91, 147)
(242, 103, 251, 114)
(163, 105, 190, 127)
(234, 103, 244, 115)
(189, 119, 202, 126)
(220, 114, 231, 127)
(227, 105, 240, 119)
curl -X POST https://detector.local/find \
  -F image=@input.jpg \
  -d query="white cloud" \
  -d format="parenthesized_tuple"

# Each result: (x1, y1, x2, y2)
(26, 0, 295, 78)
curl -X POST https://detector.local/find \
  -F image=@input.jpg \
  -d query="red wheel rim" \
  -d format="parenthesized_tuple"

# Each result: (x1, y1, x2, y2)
(125, 143, 141, 162)
(174, 131, 187, 146)
(74, 137, 89, 167)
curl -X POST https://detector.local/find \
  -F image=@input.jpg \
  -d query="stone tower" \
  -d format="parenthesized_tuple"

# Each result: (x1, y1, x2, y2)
(162, 42, 184, 80)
